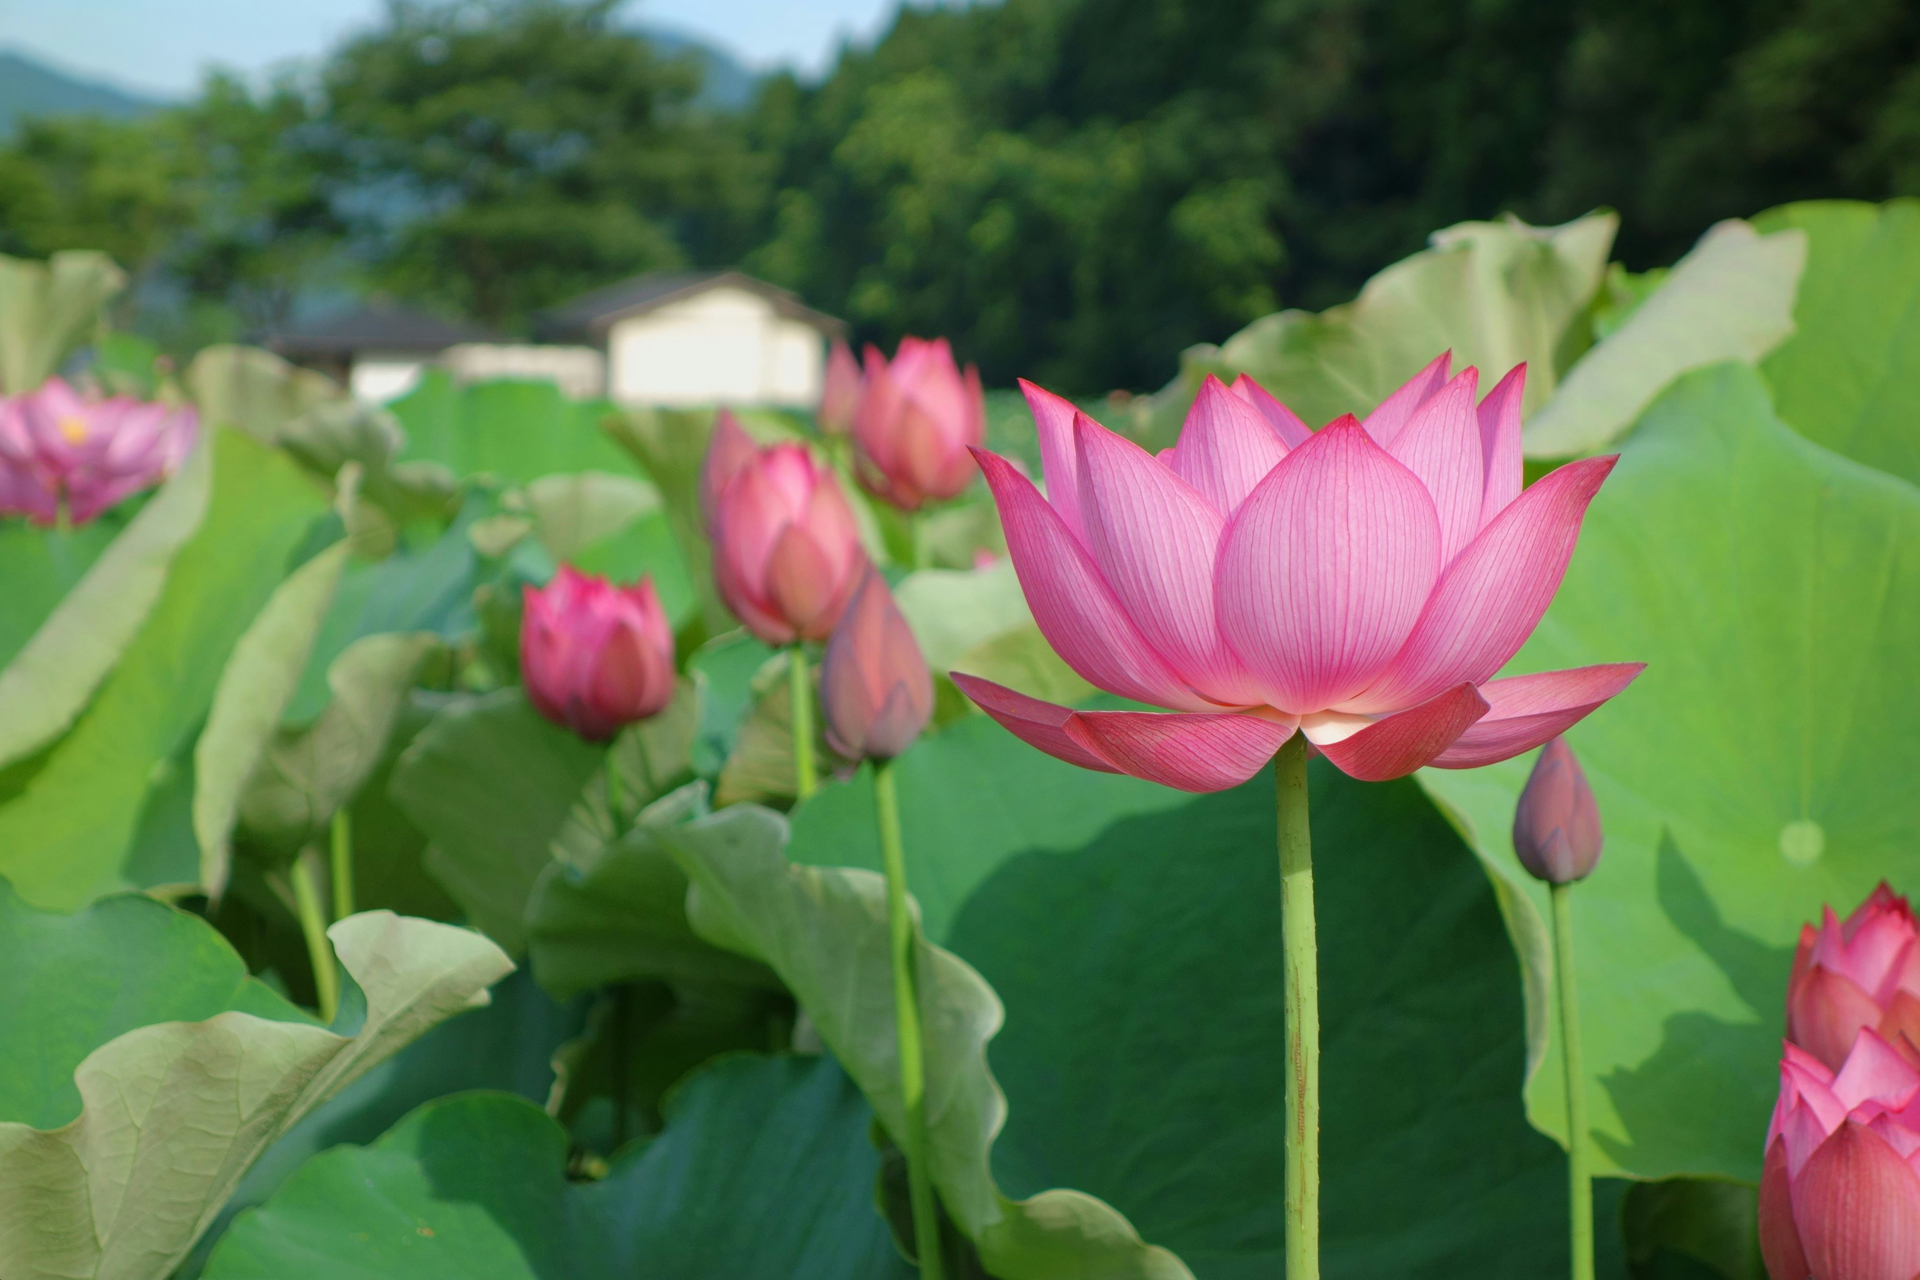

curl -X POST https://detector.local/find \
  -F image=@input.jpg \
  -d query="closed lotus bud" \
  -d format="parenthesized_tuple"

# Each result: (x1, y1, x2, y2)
(1512, 736, 1603, 885)
(711, 441, 866, 645)
(520, 565, 676, 742)
(0, 377, 197, 526)
(1786, 884, 1920, 1072)
(699, 408, 758, 531)
(818, 339, 863, 437)
(853, 336, 984, 510)
(820, 567, 932, 760)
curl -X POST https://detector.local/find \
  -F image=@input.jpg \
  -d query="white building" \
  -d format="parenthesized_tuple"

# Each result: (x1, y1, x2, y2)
(265, 303, 502, 404)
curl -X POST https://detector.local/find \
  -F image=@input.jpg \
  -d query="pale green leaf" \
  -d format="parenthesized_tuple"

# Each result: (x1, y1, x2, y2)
(0, 250, 126, 394)
(524, 471, 662, 563)
(894, 560, 1034, 672)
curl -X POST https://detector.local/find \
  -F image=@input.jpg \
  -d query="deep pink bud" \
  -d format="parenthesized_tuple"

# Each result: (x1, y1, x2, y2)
(818, 339, 863, 437)
(1511, 736, 1603, 884)
(699, 408, 759, 531)
(820, 567, 932, 761)
(1787, 884, 1920, 1073)
(0, 377, 198, 526)
(1761, 1033, 1920, 1280)
(519, 565, 676, 742)
(710, 441, 866, 645)
(852, 336, 984, 510)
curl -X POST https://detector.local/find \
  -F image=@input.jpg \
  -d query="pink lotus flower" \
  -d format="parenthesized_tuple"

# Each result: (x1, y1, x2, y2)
(853, 336, 985, 510)
(1512, 736, 1604, 885)
(699, 409, 759, 531)
(520, 565, 676, 742)
(820, 566, 933, 761)
(952, 355, 1643, 792)
(708, 430, 866, 645)
(818, 339, 863, 438)
(1788, 885, 1920, 1074)
(1761, 1031, 1920, 1280)
(0, 377, 197, 526)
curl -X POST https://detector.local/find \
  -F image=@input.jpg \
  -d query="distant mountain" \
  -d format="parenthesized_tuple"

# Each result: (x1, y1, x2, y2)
(640, 25, 759, 111)
(0, 50, 160, 138)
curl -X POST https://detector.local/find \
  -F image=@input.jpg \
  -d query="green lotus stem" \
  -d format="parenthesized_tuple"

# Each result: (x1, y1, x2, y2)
(790, 645, 817, 801)
(293, 849, 339, 1023)
(1275, 735, 1319, 1279)
(874, 758, 943, 1280)
(1552, 882, 1594, 1280)
(329, 808, 354, 921)
(606, 746, 626, 835)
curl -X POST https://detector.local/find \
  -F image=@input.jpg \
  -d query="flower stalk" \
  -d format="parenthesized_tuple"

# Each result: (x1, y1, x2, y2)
(329, 808, 354, 922)
(292, 848, 339, 1023)
(874, 757, 943, 1280)
(790, 646, 817, 801)
(1274, 734, 1319, 1278)
(1551, 883, 1593, 1280)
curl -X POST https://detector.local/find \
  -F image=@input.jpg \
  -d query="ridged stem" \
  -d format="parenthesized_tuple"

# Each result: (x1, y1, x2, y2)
(293, 849, 339, 1023)
(329, 808, 355, 921)
(1275, 736, 1319, 1279)
(875, 759, 943, 1280)
(790, 646, 817, 801)
(1553, 882, 1594, 1280)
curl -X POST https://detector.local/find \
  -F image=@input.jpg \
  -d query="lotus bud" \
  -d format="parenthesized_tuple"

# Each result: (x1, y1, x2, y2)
(699, 408, 758, 531)
(820, 567, 932, 761)
(818, 339, 863, 437)
(711, 440, 866, 645)
(853, 336, 984, 510)
(520, 565, 675, 742)
(1512, 736, 1603, 885)
(0, 376, 197, 526)
(1786, 883, 1920, 1072)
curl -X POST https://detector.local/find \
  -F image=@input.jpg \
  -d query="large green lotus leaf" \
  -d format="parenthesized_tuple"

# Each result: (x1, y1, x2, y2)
(1419, 361, 1920, 1182)
(200, 1054, 908, 1279)
(0, 250, 126, 394)
(390, 371, 634, 482)
(389, 689, 602, 950)
(184, 346, 340, 444)
(0, 430, 328, 907)
(0, 522, 118, 675)
(0, 437, 212, 769)
(1752, 199, 1920, 486)
(0, 898, 511, 1280)
(193, 542, 349, 895)
(1523, 219, 1805, 458)
(894, 560, 1034, 673)
(780, 718, 1568, 1276)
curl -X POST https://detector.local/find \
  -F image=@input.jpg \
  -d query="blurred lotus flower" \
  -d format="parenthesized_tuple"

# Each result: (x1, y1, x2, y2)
(710, 437, 866, 644)
(0, 377, 197, 526)
(1760, 1031, 1920, 1280)
(699, 408, 759, 530)
(520, 565, 675, 741)
(952, 356, 1644, 792)
(854, 336, 985, 510)
(820, 567, 933, 761)
(1512, 736, 1604, 884)
(1787, 884, 1920, 1074)
(818, 339, 863, 437)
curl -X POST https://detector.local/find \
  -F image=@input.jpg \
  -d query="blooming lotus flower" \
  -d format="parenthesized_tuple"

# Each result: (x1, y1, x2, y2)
(853, 336, 984, 510)
(1761, 1031, 1920, 1280)
(951, 355, 1644, 791)
(1787, 885, 1920, 1074)
(818, 339, 863, 437)
(520, 565, 675, 741)
(0, 377, 197, 525)
(1512, 736, 1604, 884)
(709, 435, 866, 645)
(820, 567, 933, 761)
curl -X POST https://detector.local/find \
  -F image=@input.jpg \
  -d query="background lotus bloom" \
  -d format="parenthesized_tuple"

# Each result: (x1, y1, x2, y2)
(853, 336, 985, 510)
(699, 408, 758, 530)
(1512, 736, 1604, 884)
(953, 356, 1643, 792)
(710, 439, 866, 644)
(1760, 1032, 1920, 1280)
(520, 565, 675, 741)
(0, 377, 197, 525)
(820, 567, 933, 760)
(818, 339, 863, 437)
(1787, 885, 1920, 1073)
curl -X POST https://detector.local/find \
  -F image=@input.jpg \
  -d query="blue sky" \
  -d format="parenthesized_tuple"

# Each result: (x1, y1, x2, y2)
(0, 0, 907, 96)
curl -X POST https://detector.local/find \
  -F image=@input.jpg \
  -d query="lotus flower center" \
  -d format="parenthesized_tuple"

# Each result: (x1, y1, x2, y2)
(58, 416, 88, 444)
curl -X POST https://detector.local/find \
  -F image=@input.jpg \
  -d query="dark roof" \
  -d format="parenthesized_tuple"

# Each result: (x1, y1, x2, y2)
(263, 304, 500, 358)
(536, 270, 845, 343)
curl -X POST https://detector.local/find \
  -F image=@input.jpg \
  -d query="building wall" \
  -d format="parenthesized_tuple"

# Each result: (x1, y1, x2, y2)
(606, 287, 825, 406)
(442, 343, 605, 399)
(349, 352, 427, 403)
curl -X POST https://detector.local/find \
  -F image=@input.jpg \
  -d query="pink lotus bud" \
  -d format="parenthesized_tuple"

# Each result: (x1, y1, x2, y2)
(0, 377, 197, 526)
(711, 441, 866, 645)
(1786, 884, 1920, 1073)
(699, 408, 759, 531)
(820, 567, 932, 760)
(818, 339, 863, 437)
(1511, 736, 1603, 884)
(853, 336, 984, 510)
(1760, 1032, 1920, 1280)
(520, 565, 676, 742)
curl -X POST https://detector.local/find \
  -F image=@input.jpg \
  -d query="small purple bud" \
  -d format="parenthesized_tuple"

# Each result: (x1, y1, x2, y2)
(1512, 736, 1603, 885)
